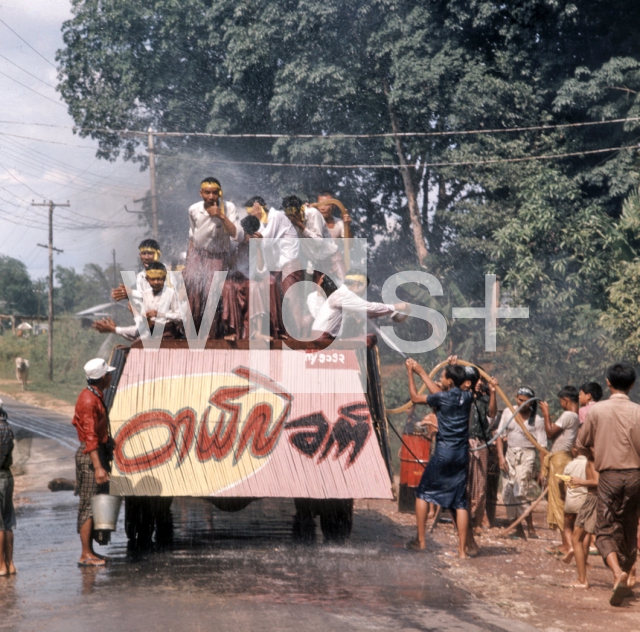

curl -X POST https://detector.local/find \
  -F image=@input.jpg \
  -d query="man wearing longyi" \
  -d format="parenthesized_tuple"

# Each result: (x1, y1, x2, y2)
(183, 177, 243, 332)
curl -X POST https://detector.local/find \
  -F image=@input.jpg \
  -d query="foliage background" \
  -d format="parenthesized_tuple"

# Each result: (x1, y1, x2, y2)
(4, 0, 640, 404)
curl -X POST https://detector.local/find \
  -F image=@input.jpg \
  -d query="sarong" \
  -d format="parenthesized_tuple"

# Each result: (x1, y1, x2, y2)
(467, 438, 488, 523)
(542, 450, 572, 530)
(485, 444, 500, 524)
(274, 260, 304, 339)
(595, 469, 640, 573)
(416, 441, 468, 511)
(313, 250, 347, 284)
(502, 447, 536, 521)
(183, 247, 228, 335)
(575, 493, 598, 534)
(0, 473, 16, 531)
(75, 443, 110, 533)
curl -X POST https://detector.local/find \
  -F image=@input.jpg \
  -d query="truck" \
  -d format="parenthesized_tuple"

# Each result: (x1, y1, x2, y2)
(103, 337, 395, 548)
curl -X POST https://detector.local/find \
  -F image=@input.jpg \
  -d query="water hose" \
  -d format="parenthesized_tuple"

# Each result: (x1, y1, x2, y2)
(386, 358, 549, 457)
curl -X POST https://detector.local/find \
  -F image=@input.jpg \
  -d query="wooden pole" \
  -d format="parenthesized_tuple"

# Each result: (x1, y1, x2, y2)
(33, 200, 68, 381)
(148, 128, 159, 240)
(501, 487, 548, 536)
(387, 358, 549, 456)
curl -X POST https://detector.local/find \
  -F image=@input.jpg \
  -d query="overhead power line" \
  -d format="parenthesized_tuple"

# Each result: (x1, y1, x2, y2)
(0, 69, 64, 107)
(0, 52, 57, 89)
(1, 116, 640, 139)
(0, 131, 96, 148)
(157, 143, 639, 170)
(0, 18, 58, 69)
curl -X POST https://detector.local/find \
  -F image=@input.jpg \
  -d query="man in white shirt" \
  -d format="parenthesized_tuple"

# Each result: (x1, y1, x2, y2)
(310, 269, 408, 341)
(246, 196, 305, 339)
(110, 238, 161, 301)
(183, 177, 243, 335)
(94, 262, 181, 341)
(496, 386, 546, 539)
(284, 195, 345, 283)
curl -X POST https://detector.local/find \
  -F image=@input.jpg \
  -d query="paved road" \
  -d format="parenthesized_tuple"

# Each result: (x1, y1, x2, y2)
(1, 492, 539, 632)
(0, 399, 540, 631)
(2, 394, 79, 450)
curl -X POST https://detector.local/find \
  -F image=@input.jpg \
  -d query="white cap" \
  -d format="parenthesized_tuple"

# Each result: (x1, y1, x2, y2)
(84, 358, 116, 380)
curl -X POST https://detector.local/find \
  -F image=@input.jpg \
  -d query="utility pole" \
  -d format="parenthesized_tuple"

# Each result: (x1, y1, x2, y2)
(112, 248, 117, 288)
(33, 199, 69, 381)
(147, 128, 159, 240)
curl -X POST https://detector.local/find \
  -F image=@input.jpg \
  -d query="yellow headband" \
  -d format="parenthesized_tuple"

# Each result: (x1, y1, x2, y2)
(201, 183, 222, 193)
(139, 247, 161, 261)
(247, 206, 269, 224)
(345, 273, 367, 285)
(146, 269, 167, 279)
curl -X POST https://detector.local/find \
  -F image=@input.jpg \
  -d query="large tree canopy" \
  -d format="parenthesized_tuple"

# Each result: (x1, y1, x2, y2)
(57, 0, 640, 386)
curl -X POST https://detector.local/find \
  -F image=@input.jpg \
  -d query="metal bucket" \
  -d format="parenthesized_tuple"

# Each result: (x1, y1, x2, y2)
(91, 494, 122, 531)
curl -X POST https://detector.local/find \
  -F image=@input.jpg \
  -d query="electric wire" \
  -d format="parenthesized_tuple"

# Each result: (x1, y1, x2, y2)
(0, 52, 57, 89)
(0, 115, 639, 139)
(0, 69, 65, 108)
(0, 18, 58, 69)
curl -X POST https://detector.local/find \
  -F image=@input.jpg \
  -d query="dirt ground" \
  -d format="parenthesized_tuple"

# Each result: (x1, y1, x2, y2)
(3, 387, 639, 631)
(375, 500, 640, 631)
(0, 379, 76, 417)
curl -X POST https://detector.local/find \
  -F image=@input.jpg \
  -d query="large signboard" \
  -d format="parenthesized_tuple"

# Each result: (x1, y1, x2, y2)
(109, 347, 393, 499)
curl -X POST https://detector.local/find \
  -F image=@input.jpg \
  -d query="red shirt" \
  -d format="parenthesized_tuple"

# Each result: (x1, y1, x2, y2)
(72, 387, 108, 454)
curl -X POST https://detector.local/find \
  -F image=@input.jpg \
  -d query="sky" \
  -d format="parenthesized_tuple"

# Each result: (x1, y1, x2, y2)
(0, 0, 149, 281)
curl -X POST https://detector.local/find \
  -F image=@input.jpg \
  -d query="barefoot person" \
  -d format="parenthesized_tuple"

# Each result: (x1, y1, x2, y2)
(560, 446, 590, 564)
(72, 359, 115, 567)
(495, 387, 546, 539)
(577, 362, 640, 606)
(567, 448, 599, 588)
(466, 372, 498, 532)
(0, 399, 16, 576)
(540, 387, 580, 554)
(405, 357, 478, 558)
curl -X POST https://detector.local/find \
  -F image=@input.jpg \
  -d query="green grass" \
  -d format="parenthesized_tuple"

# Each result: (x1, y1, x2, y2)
(0, 318, 106, 404)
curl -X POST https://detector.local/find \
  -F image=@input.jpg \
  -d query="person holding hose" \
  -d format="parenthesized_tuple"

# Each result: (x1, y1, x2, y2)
(405, 356, 479, 558)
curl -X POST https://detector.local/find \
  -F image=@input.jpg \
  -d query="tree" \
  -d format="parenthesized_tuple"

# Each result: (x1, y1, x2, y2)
(57, 0, 640, 388)
(0, 255, 38, 315)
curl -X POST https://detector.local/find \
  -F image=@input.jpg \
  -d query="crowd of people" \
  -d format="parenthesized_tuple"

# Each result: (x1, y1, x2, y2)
(1, 174, 639, 614)
(93, 177, 409, 343)
(404, 356, 640, 607)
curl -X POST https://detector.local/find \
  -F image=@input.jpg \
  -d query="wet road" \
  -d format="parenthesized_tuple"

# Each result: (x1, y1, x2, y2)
(2, 394, 78, 450)
(1, 488, 538, 632)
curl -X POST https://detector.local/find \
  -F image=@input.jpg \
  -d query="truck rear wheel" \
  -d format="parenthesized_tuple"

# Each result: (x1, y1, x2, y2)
(319, 499, 353, 543)
(125, 497, 173, 550)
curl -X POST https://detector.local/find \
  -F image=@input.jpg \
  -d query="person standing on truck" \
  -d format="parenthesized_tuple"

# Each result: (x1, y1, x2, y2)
(0, 398, 16, 576)
(72, 359, 115, 567)
(243, 196, 305, 339)
(111, 238, 162, 302)
(310, 269, 409, 341)
(183, 177, 243, 335)
(94, 262, 182, 341)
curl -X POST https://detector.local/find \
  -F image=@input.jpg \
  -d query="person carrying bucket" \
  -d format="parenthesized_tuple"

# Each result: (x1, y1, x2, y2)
(72, 358, 115, 567)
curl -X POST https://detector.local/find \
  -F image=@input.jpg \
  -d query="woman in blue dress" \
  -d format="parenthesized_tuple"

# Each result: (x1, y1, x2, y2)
(405, 357, 479, 558)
